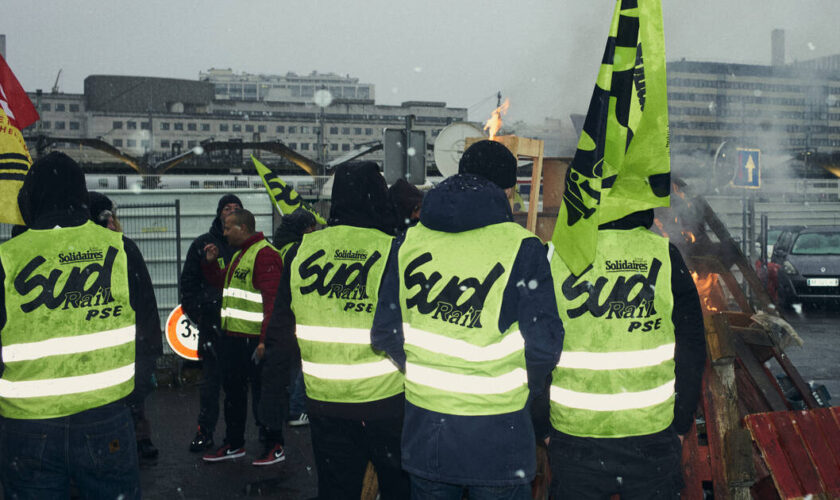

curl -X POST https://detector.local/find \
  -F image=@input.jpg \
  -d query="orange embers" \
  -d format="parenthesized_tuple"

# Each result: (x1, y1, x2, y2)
(483, 98, 510, 140)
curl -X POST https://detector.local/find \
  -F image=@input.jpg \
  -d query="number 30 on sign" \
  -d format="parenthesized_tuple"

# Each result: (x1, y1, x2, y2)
(166, 305, 200, 360)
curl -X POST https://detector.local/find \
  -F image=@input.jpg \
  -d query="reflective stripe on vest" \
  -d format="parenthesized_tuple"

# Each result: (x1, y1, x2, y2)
(399, 222, 533, 416)
(221, 238, 277, 336)
(291, 226, 402, 404)
(549, 228, 676, 438)
(0, 222, 136, 419)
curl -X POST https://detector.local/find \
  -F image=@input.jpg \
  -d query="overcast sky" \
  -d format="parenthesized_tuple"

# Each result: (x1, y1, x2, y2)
(4, 0, 839, 124)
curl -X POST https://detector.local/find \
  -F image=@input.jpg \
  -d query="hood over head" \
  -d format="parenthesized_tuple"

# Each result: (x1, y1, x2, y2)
(211, 193, 244, 234)
(458, 140, 517, 189)
(328, 161, 397, 235)
(88, 191, 114, 228)
(420, 173, 513, 233)
(274, 208, 317, 249)
(18, 151, 90, 229)
(389, 178, 424, 227)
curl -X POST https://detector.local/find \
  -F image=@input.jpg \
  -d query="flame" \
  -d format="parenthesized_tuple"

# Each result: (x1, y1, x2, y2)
(691, 271, 721, 313)
(682, 230, 696, 243)
(484, 98, 510, 140)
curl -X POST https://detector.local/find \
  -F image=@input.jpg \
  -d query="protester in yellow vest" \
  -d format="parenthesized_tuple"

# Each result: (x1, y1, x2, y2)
(200, 208, 286, 466)
(267, 162, 410, 499)
(0, 152, 161, 499)
(547, 209, 706, 498)
(372, 140, 565, 499)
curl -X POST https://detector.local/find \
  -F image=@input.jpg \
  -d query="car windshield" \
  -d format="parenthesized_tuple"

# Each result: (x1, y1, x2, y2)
(791, 232, 840, 255)
(767, 229, 784, 244)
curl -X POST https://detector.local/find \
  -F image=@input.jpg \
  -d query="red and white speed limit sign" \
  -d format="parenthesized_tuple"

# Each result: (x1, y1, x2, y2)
(166, 305, 200, 361)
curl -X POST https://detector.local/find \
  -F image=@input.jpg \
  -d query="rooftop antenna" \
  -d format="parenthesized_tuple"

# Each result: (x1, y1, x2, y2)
(51, 69, 62, 94)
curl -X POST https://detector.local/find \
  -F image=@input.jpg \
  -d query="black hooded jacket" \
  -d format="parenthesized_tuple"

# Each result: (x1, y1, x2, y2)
(370, 173, 565, 485)
(0, 152, 161, 406)
(179, 195, 241, 350)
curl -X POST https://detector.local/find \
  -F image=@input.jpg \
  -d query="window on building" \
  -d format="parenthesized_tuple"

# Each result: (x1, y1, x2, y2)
(141, 122, 150, 130)
(354, 127, 362, 135)
(301, 126, 310, 134)
(314, 126, 321, 135)
(70, 121, 80, 130)
(258, 125, 266, 133)
(127, 121, 137, 129)
(330, 143, 338, 151)
(301, 143, 310, 151)
(174, 122, 184, 131)
(161, 140, 170, 148)
(55, 103, 66, 112)
(276, 125, 285, 133)
(232, 124, 241, 132)
(188, 123, 197, 131)
(127, 139, 137, 147)
(220, 124, 229, 132)
(289, 142, 297, 150)
(42, 121, 51, 129)
(245, 125, 254, 132)
(188, 140, 197, 148)
(365, 128, 373, 135)
(201, 123, 210, 131)
(41, 103, 51, 112)
(69, 104, 80, 112)
(342, 127, 350, 134)
(113, 121, 123, 129)
(342, 144, 351, 151)
(288, 126, 297, 134)
(113, 139, 123, 147)
(160, 122, 170, 131)
(330, 126, 339, 134)
(55, 121, 66, 130)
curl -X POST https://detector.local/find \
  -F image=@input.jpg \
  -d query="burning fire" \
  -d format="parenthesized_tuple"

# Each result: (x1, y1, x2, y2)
(484, 98, 510, 140)
(691, 271, 721, 313)
(682, 230, 696, 243)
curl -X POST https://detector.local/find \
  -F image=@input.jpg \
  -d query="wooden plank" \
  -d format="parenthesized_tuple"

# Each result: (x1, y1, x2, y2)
(730, 326, 775, 347)
(813, 408, 840, 466)
(732, 335, 789, 411)
(701, 365, 730, 500)
(772, 347, 821, 409)
(705, 314, 736, 365)
(744, 413, 807, 498)
(768, 412, 825, 496)
(680, 420, 708, 500)
(792, 410, 840, 495)
(541, 158, 569, 210)
(526, 140, 544, 234)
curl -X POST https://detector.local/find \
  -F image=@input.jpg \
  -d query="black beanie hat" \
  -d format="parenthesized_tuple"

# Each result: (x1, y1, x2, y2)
(88, 191, 114, 227)
(18, 151, 89, 225)
(458, 140, 517, 189)
(389, 178, 423, 219)
(216, 193, 243, 218)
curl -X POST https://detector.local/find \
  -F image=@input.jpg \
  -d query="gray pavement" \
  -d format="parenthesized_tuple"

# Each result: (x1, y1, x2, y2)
(779, 306, 840, 405)
(140, 366, 318, 499)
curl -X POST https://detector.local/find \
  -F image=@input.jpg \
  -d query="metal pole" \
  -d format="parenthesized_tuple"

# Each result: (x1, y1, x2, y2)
(760, 214, 769, 263)
(747, 193, 756, 264)
(404, 115, 414, 182)
(175, 199, 182, 292)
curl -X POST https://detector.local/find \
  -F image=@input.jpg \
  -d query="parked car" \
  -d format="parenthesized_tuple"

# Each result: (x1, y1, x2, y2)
(771, 226, 840, 307)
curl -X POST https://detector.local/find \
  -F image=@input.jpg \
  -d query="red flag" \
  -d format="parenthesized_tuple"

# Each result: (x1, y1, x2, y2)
(0, 54, 39, 130)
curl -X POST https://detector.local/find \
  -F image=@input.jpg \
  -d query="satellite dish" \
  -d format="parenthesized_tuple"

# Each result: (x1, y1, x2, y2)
(433, 122, 485, 177)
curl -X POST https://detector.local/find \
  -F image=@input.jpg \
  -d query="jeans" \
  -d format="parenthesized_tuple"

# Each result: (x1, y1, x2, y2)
(197, 338, 222, 434)
(410, 475, 531, 500)
(0, 404, 140, 500)
(219, 335, 262, 448)
(309, 414, 409, 500)
(288, 368, 306, 416)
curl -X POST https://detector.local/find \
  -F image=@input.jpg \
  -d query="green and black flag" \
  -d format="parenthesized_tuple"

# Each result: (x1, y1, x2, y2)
(552, 0, 671, 275)
(253, 155, 327, 225)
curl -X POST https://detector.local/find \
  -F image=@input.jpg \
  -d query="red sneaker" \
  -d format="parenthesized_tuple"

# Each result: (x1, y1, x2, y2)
(251, 444, 286, 466)
(202, 444, 246, 463)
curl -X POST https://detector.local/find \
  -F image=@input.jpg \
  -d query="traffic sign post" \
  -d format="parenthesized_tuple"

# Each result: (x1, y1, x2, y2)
(733, 148, 761, 189)
(166, 304, 200, 361)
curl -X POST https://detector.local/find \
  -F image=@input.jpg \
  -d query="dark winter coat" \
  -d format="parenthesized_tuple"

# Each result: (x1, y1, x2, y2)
(371, 173, 565, 485)
(179, 216, 238, 354)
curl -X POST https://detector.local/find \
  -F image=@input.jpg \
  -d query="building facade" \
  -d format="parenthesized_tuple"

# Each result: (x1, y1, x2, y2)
(25, 72, 467, 174)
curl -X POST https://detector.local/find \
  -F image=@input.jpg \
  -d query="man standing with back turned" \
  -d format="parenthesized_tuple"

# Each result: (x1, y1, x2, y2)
(372, 140, 564, 499)
(0, 152, 160, 499)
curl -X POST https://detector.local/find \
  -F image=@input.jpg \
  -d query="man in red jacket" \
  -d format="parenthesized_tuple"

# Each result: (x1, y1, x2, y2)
(200, 208, 285, 465)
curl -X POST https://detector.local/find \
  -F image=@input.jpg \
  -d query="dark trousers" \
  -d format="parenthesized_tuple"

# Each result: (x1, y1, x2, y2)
(0, 404, 140, 500)
(219, 335, 262, 449)
(196, 336, 222, 434)
(257, 345, 287, 445)
(309, 414, 409, 500)
(548, 428, 683, 500)
(410, 475, 531, 500)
